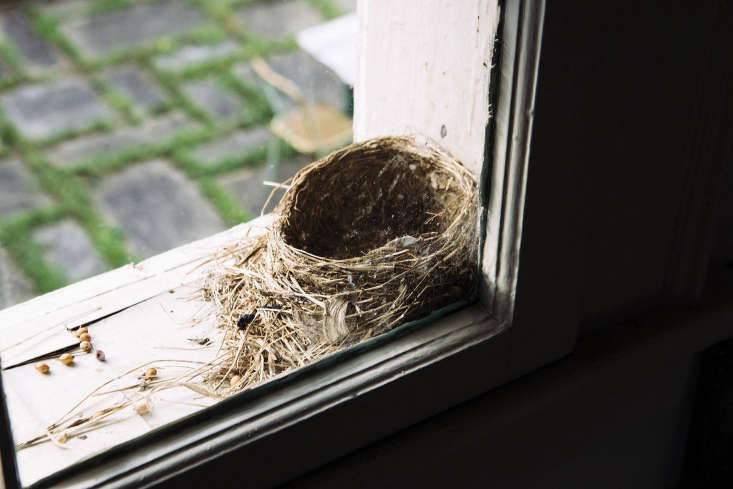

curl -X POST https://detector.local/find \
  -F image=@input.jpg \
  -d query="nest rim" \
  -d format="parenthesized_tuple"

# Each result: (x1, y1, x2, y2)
(272, 135, 477, 263)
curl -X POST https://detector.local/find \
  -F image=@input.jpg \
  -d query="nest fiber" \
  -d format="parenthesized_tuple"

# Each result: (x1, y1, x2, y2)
(203, 135, 479, 393)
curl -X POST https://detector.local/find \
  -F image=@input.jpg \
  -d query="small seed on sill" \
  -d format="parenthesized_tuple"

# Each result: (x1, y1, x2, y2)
(134, 401, 150, 414)
(144, 367, 157, 379)
(96, 350, 106, 361)
(80, 341, 92, 353)
(79, 333, 91, 342)
(56, 432, 68, 444)
(75, 327, 88, 338)
(59, 353, 74, 366)
(35, 362, 49, 374)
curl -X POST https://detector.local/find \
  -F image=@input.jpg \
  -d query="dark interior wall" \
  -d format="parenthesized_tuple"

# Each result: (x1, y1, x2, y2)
(712, 161, 732, 265)
(286, 339, 701, 489)
(528, 1, 731, 334)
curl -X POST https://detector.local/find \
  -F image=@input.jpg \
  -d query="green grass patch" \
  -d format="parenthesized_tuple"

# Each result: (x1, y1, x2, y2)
(0, 114, 20, 148)
(172, 129, 296, 177)
(143, 58, 215, 126)
(218, 65, 267, 102)
(179, 23, 231, 45)
(85, 23, 230, 71)
(89, 74, 141, 124)
(306, 0, 344, 20)
(87, 0, 132, 15)
(34, 119, 114, 149)
(20, 150, 133, 268)
(192, 0, 246, 37)
(173, 141, 268, 178)
(225, 0, 258, 8)
(101, 87, 141, 124)
(0, 206, 70, 293)
(70, 124, 214, 177)
(144, 70, 272, 132)
(148, 98, 175, 117)
(191, 0, 297, 55)
(0, 73, 31, 92)
(27, 5, 87, 69)
(219, 70, 273, 125)
(173, 47, 252, 80)
(198, 177, 252, 225)
(0, 43, 34, 91)
(0, 42, 25, 75)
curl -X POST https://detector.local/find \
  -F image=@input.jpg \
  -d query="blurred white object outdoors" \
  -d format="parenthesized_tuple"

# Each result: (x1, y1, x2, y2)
(297, 13, 358, 87)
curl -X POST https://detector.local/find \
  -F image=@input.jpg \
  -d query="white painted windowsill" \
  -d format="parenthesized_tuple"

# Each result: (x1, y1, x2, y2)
(0, 215, 501, 488)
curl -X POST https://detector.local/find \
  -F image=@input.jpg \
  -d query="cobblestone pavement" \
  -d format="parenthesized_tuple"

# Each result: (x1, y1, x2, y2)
(0, 0, 355, 309)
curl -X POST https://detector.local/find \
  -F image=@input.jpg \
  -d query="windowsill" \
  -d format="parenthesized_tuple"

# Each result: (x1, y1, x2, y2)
(1, 215, 507, 488)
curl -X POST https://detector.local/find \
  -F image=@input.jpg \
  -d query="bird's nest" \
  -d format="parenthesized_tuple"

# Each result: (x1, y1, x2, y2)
(202, 135, 479, 393)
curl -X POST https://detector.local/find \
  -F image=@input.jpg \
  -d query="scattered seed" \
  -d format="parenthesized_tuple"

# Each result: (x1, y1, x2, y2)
(134, 401, 150, 414)
(96, 350, 106, 361)
(79, 333, 91, 342)
(59, 353, 74, 366)
(78, 435, 87, 440)
(144, 367, 157, 379)
(229, 375, 241, 387)
(75, 327, 88, 338)
(80, 341, 92, 353)
(56, 432, 68, 444)
(35, 362, 49, 374)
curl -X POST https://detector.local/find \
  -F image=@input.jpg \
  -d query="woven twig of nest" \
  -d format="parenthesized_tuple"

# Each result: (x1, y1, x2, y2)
(202, 135, 479, 393)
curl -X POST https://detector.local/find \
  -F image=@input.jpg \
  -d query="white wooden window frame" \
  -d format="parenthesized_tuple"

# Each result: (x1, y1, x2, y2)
(0, 1, 570, 487)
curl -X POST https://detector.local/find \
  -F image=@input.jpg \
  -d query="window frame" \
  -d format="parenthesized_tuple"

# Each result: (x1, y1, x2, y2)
(0, 1, 572, 487)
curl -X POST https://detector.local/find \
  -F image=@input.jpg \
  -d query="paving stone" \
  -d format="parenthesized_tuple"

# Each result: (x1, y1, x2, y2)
(2, 10, 61, 70)
(183, 79, 243, 121)
(0, 247, 35, 310)
(154, 40, 239, 72)
(94, 160, 225, 257)
(0, 79, 113, 140)
(42, 0, 89, 20)
(236, 0, 322, 40)
(191, 127, 274, 167)
(102, 66, 166, 113)
(62, 0, 207, 57)
(0, 158, 51, 218)
(48, 112, 194, 167)
(218, 155, 310, 215)
(33, 220, 106, 282)
(264, 50, 346, 113)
